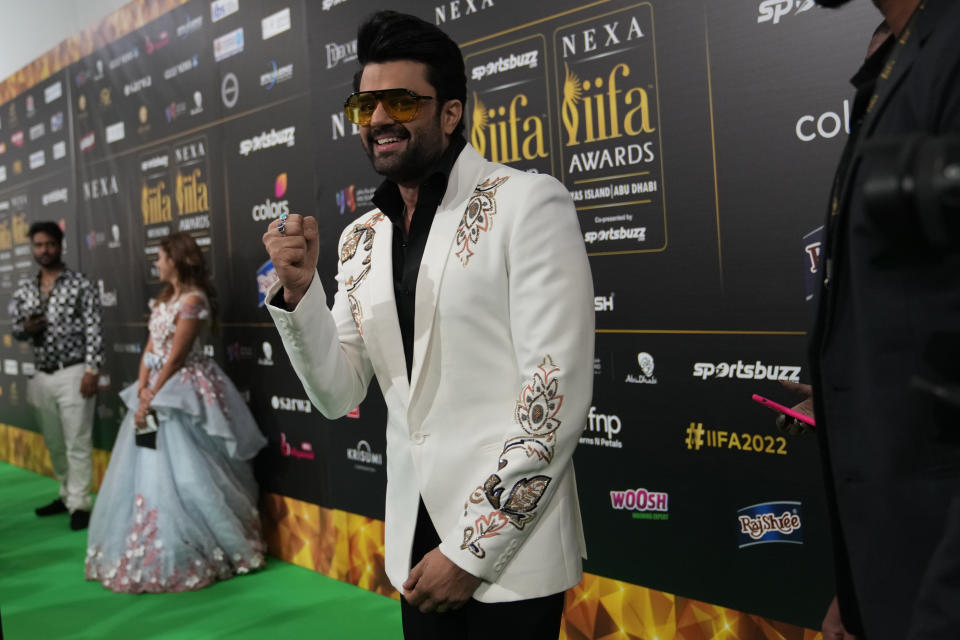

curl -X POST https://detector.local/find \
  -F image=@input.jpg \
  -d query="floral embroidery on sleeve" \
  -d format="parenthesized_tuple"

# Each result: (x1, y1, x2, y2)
(460, 355, 561, 558)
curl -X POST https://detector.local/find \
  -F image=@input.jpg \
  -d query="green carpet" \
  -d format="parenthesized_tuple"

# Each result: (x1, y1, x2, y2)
(0, 461, 402, 639)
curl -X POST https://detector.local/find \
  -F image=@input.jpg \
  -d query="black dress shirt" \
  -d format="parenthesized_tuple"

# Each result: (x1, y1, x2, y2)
(372, 135, 466, 379)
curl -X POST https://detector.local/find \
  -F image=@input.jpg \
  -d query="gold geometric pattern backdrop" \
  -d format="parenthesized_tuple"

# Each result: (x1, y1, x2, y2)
(1, 424, 820, 639)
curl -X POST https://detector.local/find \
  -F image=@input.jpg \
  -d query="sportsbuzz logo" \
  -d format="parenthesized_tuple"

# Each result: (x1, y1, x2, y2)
(692, 360, 801, 382)
(757, 0, 815, 25)
(252, 174, 290, 222)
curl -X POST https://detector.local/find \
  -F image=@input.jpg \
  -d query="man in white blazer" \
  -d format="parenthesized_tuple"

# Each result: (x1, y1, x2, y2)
(262, 11, 594, 639)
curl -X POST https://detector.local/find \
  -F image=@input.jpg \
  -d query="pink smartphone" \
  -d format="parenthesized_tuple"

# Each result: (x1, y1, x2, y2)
(752, 394, 816, 427)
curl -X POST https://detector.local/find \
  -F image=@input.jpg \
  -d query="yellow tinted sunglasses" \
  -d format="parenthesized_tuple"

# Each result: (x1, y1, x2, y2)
(344, 88, 435, 126)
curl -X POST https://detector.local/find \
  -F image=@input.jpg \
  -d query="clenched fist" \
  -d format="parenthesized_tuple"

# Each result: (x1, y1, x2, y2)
(262, 214, 320, 308)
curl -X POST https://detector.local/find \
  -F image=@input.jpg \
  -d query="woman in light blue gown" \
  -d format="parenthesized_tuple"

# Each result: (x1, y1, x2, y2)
(86, 232, 267, 593)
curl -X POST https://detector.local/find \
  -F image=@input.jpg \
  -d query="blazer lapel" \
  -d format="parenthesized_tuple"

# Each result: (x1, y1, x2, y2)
(407, 145, 487, 407)
(362, 213, 410, 401)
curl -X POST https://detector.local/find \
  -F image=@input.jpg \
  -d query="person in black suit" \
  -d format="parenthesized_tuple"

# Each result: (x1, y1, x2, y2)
(806, 0, 960, 638)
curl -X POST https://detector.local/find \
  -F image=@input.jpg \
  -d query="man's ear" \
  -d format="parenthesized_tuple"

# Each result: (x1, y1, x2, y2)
(441, 99, 463, 136)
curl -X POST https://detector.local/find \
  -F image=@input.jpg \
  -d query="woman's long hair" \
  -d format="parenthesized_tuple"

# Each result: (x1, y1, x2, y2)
(155, 232, 219, 325)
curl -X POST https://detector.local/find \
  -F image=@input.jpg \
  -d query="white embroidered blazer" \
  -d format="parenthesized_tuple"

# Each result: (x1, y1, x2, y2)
(267, 143, 594, 602)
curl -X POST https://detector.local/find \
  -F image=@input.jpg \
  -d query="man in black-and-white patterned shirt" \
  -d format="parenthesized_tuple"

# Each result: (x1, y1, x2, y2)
(9, 221, 103, 530)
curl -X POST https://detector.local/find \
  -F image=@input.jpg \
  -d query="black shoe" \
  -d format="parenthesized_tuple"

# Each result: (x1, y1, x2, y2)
(70, 510, 91, 530)
(35, 498, 68, 516)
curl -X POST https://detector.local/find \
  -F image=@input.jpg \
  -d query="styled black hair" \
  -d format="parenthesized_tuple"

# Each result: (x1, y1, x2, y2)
(28, 221, 63, 244)
(354, 10, 467, 136)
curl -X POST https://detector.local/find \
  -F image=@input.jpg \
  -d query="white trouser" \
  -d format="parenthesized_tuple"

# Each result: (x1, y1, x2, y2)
(27, 363, 95, 512)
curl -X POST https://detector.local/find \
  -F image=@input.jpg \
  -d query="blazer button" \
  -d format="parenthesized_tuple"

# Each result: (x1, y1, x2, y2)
(411, 431, 426, 444)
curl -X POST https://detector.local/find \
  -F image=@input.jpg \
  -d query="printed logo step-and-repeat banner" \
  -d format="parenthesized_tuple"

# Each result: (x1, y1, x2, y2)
(0, 0, 881, 636)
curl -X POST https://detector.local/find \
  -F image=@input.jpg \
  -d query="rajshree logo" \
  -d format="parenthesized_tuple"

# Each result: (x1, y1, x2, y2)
(471, 92, 547, 165)
(737, 501, 803, 548)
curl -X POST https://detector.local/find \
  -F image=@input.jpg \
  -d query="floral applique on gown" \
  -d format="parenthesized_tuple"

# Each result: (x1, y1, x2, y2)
(86, 292, 268, 593)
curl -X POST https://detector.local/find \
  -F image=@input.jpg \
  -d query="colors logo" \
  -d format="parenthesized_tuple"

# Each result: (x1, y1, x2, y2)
(251, 173, 290, 221)
(737, 501, 803, 548)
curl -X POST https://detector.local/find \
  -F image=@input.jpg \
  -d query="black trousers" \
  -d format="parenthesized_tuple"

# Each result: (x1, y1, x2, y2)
(400, 499, 565, 640)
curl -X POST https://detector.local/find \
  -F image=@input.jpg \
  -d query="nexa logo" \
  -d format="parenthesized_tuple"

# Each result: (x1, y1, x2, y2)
(83, 175, 120, 200)
(435, 0, 494, 24)
(331, 112, 360, 140)
(252, 174, 290, 222)
(175, 140, 206, 163)
(758, 0, 815, 25)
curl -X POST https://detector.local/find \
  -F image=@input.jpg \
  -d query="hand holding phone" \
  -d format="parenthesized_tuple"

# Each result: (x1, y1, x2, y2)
(752, 394, 816, 427)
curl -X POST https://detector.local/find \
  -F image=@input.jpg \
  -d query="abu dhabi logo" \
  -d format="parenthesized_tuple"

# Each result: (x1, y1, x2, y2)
(258, 341, 275, 366)
(98, 279, 118, 307)
(758, 0, 815, 25)
(626, 352, 657, 385)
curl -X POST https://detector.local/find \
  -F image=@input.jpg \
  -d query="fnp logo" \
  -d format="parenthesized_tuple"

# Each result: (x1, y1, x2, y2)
(737, 501, 803, 548)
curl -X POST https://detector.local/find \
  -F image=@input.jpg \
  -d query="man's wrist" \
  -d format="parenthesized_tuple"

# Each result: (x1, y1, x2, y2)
(282, 286, 307, 309)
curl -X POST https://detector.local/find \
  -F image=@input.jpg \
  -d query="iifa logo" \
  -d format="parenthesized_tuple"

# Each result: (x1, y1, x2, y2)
(737, 501, 803, 548)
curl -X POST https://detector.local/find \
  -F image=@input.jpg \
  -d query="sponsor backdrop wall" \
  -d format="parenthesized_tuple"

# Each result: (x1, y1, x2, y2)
(0, 0, 880, 636)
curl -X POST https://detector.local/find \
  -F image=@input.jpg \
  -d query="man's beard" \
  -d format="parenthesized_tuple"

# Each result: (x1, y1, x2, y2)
(364, 121, 445, 185)
(34, 252, 61, 268)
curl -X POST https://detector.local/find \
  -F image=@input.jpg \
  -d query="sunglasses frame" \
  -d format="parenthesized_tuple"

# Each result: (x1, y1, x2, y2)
(343, 88, 436, 126)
